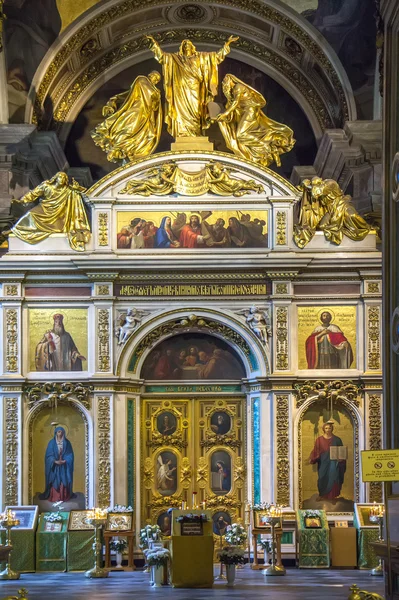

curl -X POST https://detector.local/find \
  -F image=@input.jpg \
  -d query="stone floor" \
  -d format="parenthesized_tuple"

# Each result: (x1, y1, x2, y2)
(0, 568, 386, 600)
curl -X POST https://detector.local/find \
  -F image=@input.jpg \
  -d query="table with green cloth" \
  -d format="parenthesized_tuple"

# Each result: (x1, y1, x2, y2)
(36, 512, 69, 572)
(67, 530, 96, 571)
(296, 510, 330, 568)
(0, 528, 35, 572)
(354, 513, 379, 569)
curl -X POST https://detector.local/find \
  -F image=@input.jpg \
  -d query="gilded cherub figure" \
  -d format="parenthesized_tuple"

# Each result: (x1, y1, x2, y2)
(119, 163, 177, 196)
(206, 162, 264, 196)
(4, 172, 91, 252)
(294, 177, 371, 248)
(91, 71, 162, 163)
(215, 74, 295, 167)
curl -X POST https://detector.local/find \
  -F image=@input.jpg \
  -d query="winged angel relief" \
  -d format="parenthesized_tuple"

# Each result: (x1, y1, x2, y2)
(114, 308, 149, 345)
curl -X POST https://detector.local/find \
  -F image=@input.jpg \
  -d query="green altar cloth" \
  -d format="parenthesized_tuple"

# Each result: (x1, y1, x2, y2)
(354, 513, 379, 569)
(296, 510, 330, 568)
(36, 512, 69, 572)
(67, 530, 96, 571)
(0, 529, 35, 573)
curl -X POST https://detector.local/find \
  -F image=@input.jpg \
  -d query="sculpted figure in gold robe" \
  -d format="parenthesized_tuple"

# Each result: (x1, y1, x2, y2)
(6, 172, 91, 252)
(146, 35, 238, 138)
(215, 74, 295, 167)
(294, 177, 371, 248)
(119, 163, 176, 196)
(205, 162, 263, 197)
(91, 71, 162, 163)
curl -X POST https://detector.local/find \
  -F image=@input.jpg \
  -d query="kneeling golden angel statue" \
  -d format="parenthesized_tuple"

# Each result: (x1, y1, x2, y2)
(294, 177, 371, 248)
(4, 172, 91, 252)
(215, 74, 295, 167)
(91, 71, 162, 163)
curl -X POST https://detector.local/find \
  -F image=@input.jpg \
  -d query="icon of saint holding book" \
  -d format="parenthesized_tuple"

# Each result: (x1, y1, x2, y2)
(308, 421, 347, 504)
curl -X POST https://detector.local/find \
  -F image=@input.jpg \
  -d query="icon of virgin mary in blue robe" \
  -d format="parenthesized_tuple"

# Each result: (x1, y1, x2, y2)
(154, 216, 179, 248)
(39, 426, 74, 502)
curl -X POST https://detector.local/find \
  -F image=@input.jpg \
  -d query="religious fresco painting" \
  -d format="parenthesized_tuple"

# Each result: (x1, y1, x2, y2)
(210, 450, 232, 495)
(297, 306, 357, 370)
(301, 402, 355, 512)
(212, 511, 232, 536)
(29, 308, 88, 372)
(156, 451, 178, 496)
(157, 511, 172, 536)
(116, 210, 268, 250)
(141, 333, 246, 381)
(31, 404, 86, 513)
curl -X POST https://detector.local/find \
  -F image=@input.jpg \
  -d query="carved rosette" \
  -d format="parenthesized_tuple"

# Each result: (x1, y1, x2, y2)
(276, 395, 290, 506)
(276, 211, 287, 245)
(368, 394, 383, 503)
(5, 308, 18, 372)
(97, 396, 111, 507)
(98, 309, 111, 372)
(5, 397, 19, 505)
(180, 457, 192, 489)
(367, 305, 381, 371)
(4, 285, 18, 297)
(275, 306, 289, 370)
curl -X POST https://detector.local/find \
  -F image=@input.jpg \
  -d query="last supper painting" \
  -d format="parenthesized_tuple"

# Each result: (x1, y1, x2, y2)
(141, 334, 246, 380)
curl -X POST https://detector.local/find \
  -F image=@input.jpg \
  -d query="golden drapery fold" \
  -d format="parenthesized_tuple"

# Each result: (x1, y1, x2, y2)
(11, 172, 91, 252)
(147, 36, 238, 138)
(91, 72, 162, 162)
(216, 74, 295, 167)
(294, 177, 371, 248)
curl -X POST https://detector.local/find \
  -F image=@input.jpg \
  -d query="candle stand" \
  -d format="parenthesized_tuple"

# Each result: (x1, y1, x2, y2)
(0, 509, 20, 580)
(85, 509, 109, 578)
(262, 507, 285, 577)
(370, 506, 384, 577)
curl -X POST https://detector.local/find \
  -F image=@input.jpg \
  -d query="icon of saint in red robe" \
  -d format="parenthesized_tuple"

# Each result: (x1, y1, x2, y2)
(305, 311, 353, 369)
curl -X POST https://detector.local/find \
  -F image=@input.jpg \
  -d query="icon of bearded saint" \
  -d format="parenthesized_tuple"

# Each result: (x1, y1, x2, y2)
(35, 314, 86, 372)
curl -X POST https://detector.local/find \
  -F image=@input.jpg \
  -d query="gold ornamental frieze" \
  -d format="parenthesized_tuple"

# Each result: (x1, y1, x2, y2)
(293, 380, 363, 408)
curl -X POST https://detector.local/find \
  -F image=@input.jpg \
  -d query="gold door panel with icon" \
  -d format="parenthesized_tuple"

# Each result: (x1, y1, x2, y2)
(141, 397, 246, 536)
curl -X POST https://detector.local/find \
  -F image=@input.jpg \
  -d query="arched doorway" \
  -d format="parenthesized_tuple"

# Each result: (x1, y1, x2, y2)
(138, 330, 250, 533)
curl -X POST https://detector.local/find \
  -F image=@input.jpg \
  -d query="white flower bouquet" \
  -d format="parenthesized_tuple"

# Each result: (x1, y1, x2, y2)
(106, 504, 133, 513)
(218, 546, 246, 565)
(44, 512, 63, 523)
(139, 524, 161, 549)
(225, 523, 247, 546)
(146, 548, 170, 567)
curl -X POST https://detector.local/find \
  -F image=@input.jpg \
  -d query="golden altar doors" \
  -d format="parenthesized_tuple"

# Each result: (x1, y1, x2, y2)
(141, 397, 246, 532)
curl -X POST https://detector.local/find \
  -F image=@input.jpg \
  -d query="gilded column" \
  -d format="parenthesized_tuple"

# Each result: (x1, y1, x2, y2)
(95, 302, 113, 374)
(4, 396, 20, 505)
(275, 394, 290, 507)
(367, 393, 383, 503)
(365, 302, 382, 373)
(97, 396, 112, 508)
(274, 303, 290, 371)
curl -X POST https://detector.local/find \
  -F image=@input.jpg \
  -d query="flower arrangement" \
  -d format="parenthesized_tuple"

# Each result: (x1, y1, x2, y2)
(176, 513, 209, 523)
(218, 547, 246, 565)
(146, 548, 170, 567)
(139, 524, 161, 549)
(251, 502, 271, 511)
(259, 539, 272, 552)
(106, 504, 133, 513)
(225, 523, 247, 546)
(44, 513, 63, 522)
(110, 538, 128, 553)
(303, 510, 321, 518)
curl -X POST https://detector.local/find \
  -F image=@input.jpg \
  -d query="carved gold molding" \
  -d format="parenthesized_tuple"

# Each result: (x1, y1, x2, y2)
(276, 395, 290, 506)
(275, 283, 288, 294)
(276, 211, 287, 245)
(97, 396, 111, 508)
(5, 397, 18, 505)
(97, 285, 110, 296)
(5, 308, 18, 372)
(98, 309, 111, 372)
(26, 382, 93, 409)
(368, 394, 383, 503)
(367, 282, 380, 294)
(293, 380, 362, 408)
(367, 305, 381, 371)
(98, 213, 109, 246)
(275, 306, 289, 370)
